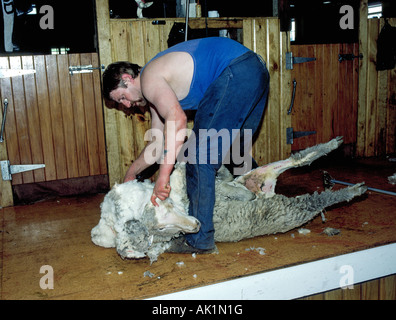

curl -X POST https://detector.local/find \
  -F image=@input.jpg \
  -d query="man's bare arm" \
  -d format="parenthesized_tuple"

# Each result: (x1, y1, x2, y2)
(141, 72, 187, 206)
(123, 108, 165, 182)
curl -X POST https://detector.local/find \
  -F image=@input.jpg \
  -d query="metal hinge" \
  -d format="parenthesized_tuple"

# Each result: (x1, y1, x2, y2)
(286, 52, 316, 70)
(0, 160, 45, 181)
(286, 127, 316, 145)
(69, 64, 105, 76)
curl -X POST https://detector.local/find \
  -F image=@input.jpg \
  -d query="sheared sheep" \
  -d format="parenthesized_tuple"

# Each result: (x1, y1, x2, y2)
(91, 137, 367, 263)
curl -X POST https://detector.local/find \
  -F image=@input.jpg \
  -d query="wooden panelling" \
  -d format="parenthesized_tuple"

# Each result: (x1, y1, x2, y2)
(0, 53, 107, 186)
(95, 0, 292, 185)
(290, 43, 359, 151)
(358, 17, 396, 157)
(301, 274, 396, 300)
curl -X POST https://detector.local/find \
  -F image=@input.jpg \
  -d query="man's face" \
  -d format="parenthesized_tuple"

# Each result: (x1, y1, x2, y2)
(109, 75, 147, 111)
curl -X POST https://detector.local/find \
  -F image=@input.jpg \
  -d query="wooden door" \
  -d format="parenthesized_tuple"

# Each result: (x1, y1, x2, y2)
(289, 43, 359, 152)
(0, 53, 107, 206)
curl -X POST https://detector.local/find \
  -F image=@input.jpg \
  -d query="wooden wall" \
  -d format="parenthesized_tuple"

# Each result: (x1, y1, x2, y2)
(301, 274, 396, 300)
(358, 15, 396, 157)
(0, 53, 107, 186)
(95, 0, 292, 186)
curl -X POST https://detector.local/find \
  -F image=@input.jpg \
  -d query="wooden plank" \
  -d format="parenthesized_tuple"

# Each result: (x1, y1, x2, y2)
(111, 21, 129, 62)
(342, 284, 362, 300)
(279, 30, 291, 160)
(0, 58, 20, 183)
(366, 19, 379, 156)
(357, 16, 395, 157)
(91, 53, 108, 175)
(242, 19, 254, 52)
(362, 278, 380, 300)
(267, 18, 281, 162)
(0, 56, 13, 206)
(387, 66, 396, 154)
(252, 18, 269, 165)
(21, 56, 45, 183)
(46, 55, 68, 180)
(129, 21, 146, 66)
(96, 0, 120, 187)
(111, 21, 134, 181)
(357, 0, 368, 156)
(144, 20, 161, 62)
(305, 44, 318, 148)
(379, 274, 396, 300)
(80, 53, 101, 176)
(68, 54, 90, 177)
(57, 54, 79, 179)
(34, 55, 57, 181)
(351, 42, 359, 145)
(8, 57, 28, 185)
(189, 17, 243, 30)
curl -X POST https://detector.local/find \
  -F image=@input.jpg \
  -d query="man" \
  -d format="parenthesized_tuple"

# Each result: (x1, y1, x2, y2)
(103, 37, 269, 254)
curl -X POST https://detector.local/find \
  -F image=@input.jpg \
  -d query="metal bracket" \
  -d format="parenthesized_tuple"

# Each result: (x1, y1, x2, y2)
(286, 52, 316, 70)
(0, 160, 45, 181)
(286, 127, 316, 145)
(69, 64, 105, 76)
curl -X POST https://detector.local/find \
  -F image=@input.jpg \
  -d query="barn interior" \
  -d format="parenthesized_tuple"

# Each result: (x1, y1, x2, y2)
(0, 0, 395, 300)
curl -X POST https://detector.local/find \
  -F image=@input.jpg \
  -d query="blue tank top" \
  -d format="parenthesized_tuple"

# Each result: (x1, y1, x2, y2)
(142, 37, 250, 110)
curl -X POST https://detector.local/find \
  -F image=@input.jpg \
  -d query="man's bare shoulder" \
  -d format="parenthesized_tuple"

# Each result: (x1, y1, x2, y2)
(141, 52, 193, 101)
(143, 51, 193, 75)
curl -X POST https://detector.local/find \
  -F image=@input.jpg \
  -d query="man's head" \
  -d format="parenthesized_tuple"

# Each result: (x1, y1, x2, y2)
(102, 61, 147, 112)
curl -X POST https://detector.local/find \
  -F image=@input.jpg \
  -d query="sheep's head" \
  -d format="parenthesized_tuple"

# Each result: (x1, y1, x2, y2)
(92, 163, 200, 262)
(116, 198, 200, 262)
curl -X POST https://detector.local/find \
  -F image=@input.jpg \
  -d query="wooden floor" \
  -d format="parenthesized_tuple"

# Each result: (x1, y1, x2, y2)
(1, 156, 396, 300)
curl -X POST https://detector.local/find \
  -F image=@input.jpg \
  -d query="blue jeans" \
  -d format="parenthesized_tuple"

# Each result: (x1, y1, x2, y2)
(184, 51, 270, 249)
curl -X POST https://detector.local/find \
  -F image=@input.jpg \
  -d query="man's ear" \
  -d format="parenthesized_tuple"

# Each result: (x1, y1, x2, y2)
(121, 73, 134, 85)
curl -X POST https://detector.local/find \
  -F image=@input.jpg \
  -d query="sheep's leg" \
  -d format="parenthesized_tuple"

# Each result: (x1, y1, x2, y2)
(235, 137, 343, 196)
(235, 159, 294, 196)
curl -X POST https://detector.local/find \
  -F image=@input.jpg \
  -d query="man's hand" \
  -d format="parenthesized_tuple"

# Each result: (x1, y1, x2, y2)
(151, 174, 171, 206)
(124, 170, 137, 183)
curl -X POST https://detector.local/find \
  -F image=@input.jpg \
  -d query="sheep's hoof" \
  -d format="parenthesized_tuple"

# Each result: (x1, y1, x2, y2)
(166, 236, 218, 254)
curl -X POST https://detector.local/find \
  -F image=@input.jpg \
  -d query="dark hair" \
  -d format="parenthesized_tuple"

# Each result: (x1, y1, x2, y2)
(102, 61, 142, 100)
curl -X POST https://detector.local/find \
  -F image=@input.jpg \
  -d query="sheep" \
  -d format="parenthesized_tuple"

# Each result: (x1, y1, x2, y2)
(91, 137, 367, 263)
(389, 173, 396, 185)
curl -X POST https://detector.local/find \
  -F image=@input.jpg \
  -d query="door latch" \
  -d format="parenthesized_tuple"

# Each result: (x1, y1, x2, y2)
(69, 64, 105, 76)
(286, 52, 316, 70)
(338, 53, 363, 62)
(287, 79, 297, 115)
(0, 98, 9, 142)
